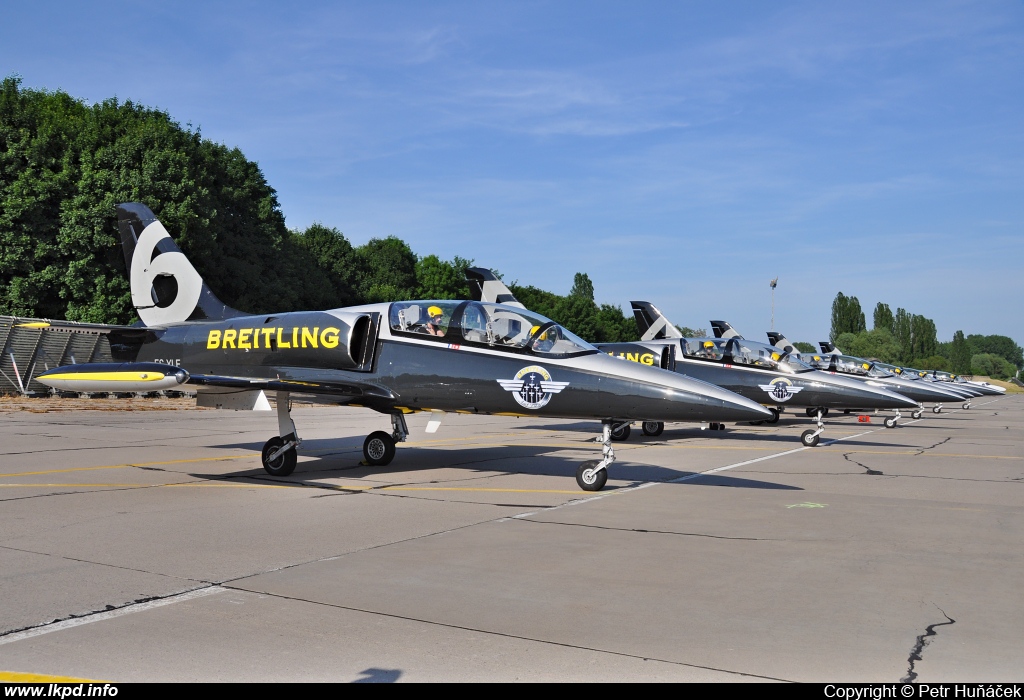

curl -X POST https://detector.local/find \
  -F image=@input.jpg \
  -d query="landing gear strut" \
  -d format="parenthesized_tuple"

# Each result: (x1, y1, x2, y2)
(576, 421, 615, 491)
(912, 405, 924, 420)
(262, 391, 300, 476)
(800, 408, 825, 447)
(363, 413, 409, 466)
(932, 404, 943, 414)
(962, 401, 972, 410)
(884, 409, 901, 429)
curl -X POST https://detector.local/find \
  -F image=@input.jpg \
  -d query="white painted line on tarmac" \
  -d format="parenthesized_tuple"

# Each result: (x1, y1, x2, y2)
(0, 586, 225, 646)
(510, 397, 1004, 518)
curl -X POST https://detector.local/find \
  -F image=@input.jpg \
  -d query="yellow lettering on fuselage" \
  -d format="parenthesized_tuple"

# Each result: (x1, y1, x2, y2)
(606, 351, 656, 366)
(205, 326, 343, 352)
(301, 327, 319, 349)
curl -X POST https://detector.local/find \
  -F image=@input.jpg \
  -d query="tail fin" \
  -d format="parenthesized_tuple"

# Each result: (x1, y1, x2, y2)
(766, 331, 795, 353)
(465, 268, 525, 308)
(630, 301, 683, 341)
(819, 341, 841, 355)
(709, 320, 743, 340)
(118, 203, 242, 325)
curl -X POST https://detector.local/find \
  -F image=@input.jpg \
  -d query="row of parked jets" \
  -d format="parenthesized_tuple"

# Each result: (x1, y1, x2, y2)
(27, 204, 1005, 492)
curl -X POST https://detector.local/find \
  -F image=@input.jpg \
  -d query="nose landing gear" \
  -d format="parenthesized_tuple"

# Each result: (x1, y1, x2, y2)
(576, 421, 616, 491)
(800, 408, 826, 447)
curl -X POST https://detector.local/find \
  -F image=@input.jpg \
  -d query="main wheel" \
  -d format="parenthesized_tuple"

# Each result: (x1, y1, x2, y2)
(933, 406, 942, 414)
(912, 409, 923, 420)
(641, 421, 664, 436)
(262, 436, 297, 476)
(363, 431, 396, 466)
(800, 429, 820, 447)
(767, 408, 780, 424)
(576, 460, 608, 491)
(806, 407, 817, 417)
(821, 408, 830, 417)
(610, 423, 631, 441)
(884, 416, 897, 429)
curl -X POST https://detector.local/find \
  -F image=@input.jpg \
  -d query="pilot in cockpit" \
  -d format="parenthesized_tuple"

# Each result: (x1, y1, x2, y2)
(700, 340, 720, 360)
(424, 306, 446, 337)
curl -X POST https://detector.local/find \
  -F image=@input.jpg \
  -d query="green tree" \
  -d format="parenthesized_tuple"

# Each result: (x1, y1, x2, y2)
(355, 236, 417, 302)
(842, 328, 901, 363)
(892, 308, 913, 363)
(293, 223, 359, 307)
(966, 335, 1023, 370)
(873, 302, 894, 332)
(794, 341, 816, 353)
(569, 272, 595, 301)
(830, 292, 866, 342)
(415, 254, 473, 300)
(950, 330, 972, 374)
(971, 353, 1016, 379)
(916, 355, 950, 371)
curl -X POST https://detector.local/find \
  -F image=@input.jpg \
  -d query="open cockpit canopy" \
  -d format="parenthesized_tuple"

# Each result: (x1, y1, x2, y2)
(804, 353, 894, 378)
(388, 300, 596, 358)
(681, 337, 814, 373)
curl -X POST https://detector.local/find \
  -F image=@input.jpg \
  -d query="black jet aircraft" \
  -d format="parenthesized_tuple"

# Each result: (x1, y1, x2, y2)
(465, 272, 916, 447)
(33, 204, 773, 492)
(801, 341, 978, 413)
(763, 335, 968, 417)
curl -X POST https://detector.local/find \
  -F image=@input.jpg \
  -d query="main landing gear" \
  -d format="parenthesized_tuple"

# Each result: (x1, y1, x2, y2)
(610, 422, 631, 441)
(800, 408, 826, 447)
(752, 407, 781, 425)
(362, 413, 409, 466)
(262, 391, 300, 476)
(576, 420, 617, 492)
(642, 421, 664, 436)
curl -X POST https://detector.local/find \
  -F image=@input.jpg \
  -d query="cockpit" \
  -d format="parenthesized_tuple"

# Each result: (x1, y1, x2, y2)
(681, 337, 814, 373)
(388, 301, 595, 358)
(805, 354, 894, 378)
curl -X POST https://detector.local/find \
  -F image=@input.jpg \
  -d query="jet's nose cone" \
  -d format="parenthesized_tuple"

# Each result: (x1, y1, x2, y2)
(578, 353, 773, 422)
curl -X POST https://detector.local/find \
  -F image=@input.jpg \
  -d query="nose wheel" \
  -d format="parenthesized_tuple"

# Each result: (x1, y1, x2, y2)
(800, 408, 826, 447)
(912, 409, 923, 420)
(933, 405, 943, 414)
(575, 422, 616, 491)
(576, 461, 608, 491)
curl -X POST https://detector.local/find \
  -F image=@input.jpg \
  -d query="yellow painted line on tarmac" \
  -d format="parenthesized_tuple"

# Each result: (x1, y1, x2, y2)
(2, 454, 252, 478)
(0, 671, 107, 682)
(0, 482, 581, 495)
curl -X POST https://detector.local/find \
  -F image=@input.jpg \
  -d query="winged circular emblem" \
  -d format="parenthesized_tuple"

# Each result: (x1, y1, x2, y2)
(497, 365, 569, 410)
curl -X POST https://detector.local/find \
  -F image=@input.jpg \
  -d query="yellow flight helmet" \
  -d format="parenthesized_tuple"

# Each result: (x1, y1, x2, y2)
(703, 341, 714, 348)
(427, 305, 443, 318)
(771, 352, 780, 361)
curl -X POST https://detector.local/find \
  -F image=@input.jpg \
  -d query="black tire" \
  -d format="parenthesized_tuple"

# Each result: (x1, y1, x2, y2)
(767, 408, 780, 425)
(912, 410, 923, 420)
(576, 461, 608, 491)
(962, 403, 970, 410)
(750, 420, 765, 426)
(641, 421, 664, 437)
(363, 431, 396, 466)
(821, 408, 830, 417)
(262, 436, 297, 476)
(884, 417, 897, 429)
(800, 429, 820, 447)
(933, 406, 942, 414)
(806, 407, 817, 417)
(610, 423, 631, 441)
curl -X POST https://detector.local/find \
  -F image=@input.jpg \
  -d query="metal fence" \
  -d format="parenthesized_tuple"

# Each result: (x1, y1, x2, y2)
(0, 316, 113, 395)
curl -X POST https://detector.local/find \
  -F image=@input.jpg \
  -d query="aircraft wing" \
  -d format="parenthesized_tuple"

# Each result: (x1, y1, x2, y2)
(186, 374, 396, 401)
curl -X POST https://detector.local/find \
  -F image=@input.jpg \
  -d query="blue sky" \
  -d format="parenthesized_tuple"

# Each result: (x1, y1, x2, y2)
(3, 1, 1023, 345)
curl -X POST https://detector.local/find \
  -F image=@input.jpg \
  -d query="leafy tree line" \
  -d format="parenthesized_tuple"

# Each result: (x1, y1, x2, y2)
(828, 292, 1021, 378)
(0, 78, 636, 342)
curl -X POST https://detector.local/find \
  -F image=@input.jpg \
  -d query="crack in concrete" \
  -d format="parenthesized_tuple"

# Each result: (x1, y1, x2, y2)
(0, 586, 215, 640)
(224, 586, 793, 682)
(914, 437, 951, 456)
(516, 517, 773, 541)
(900, 607, 955, 683)
(843, 452, 883, 475)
